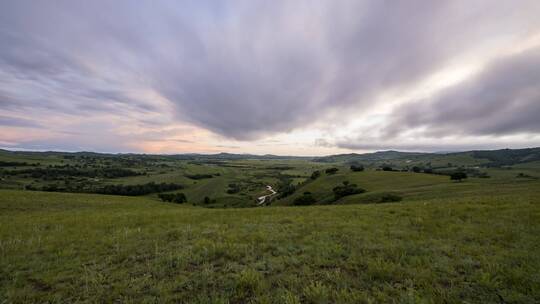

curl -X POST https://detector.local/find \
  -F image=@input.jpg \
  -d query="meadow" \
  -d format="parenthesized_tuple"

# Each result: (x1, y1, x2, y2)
(1, 148, 540, 303)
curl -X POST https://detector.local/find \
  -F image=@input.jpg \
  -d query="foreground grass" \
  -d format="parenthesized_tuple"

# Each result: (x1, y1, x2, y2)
(1, 190, 539, 303)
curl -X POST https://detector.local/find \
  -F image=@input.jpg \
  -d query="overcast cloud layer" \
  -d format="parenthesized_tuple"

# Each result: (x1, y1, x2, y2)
(386, 47, 540, 137)
(1, 1, 540, 154)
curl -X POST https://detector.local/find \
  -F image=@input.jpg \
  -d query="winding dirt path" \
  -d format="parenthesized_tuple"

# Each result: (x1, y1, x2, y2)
(257, 185, 277, 206)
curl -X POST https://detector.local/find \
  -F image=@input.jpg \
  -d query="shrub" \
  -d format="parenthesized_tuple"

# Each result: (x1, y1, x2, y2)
(235, 269, 262, 300)
(24, 184, 37, 191)
(42, 184, 60, 192)
(350, 164, 364, 172)
(202, 196, 217, 205)
(293, 192, 316, 206)
(227, 183, 241, 194)
(412, 166, 422, 173)
(303, 281, 331, 304)
(172, 193, 187, 204)
(185, 174, 214, 180)
(158, 193, 174, 202)
(450, 172, 467, 182)
(380, 193, 402, 203)
(381, 166, 393, 171)
(158, 193, 187, 204)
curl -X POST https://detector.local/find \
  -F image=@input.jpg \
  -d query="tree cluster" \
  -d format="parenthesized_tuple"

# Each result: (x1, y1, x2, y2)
(276, 177, 296, 199)
(325, 168, 339, 175)
(3, 167, 139, 179)
(158, 192, 187, 204)
(185, 174, 215, 180)
(96, 182, 184, 196)
(333, 181, 365, 200)
(381, 166, 394, 172)
(0, 161, 34, 167)
(350, 164, 364, 172)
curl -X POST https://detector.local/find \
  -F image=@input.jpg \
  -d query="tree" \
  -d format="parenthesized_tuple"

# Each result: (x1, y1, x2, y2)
(204, 196, 211, 204)
(350, 164, 364, 172)
(412, 166, 422, 173)
(325, 168, 339, 175)
(310, 170, 321, 180)
(450, 172, 467, 182)
(381, 166, 393, 171)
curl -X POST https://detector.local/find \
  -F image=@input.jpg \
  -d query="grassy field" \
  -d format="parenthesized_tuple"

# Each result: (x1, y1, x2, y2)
(1, 149, 540, 302)
(278, 167, 540, 206)
(2, 149, 539, 208)
(1, 190, 539, 303)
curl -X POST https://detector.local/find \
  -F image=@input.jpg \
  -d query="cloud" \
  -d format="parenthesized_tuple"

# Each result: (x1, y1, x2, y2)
(153, 1, 540, 139)
(385, 46, 540, 137)
(1, 1, 540, 152)
(0, 115, 41, 128)
(314, 138, 334, 148)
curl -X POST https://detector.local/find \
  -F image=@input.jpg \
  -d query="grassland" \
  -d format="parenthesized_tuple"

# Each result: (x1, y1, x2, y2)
(1, 189, 539, 303)
(1, 149, 540, 302)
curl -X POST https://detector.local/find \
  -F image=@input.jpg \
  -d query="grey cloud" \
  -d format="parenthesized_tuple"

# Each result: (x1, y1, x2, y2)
(0, 115, 41, 128)
(386, 46, 540, 137)
(1, 0, 540, 149)
(5, 137, 135, 154)
(155, 1, 537, 139)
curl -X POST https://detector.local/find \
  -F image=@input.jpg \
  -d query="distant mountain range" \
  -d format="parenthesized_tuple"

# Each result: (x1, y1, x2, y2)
(2, 147, 540, 167)
(313, 147, 540, 167)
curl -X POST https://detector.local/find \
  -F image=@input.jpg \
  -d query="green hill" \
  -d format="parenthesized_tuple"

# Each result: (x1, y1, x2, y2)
(313, 147, 540, 168)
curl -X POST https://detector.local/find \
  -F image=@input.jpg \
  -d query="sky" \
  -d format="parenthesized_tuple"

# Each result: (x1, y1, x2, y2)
(1, 1, 540, 156)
